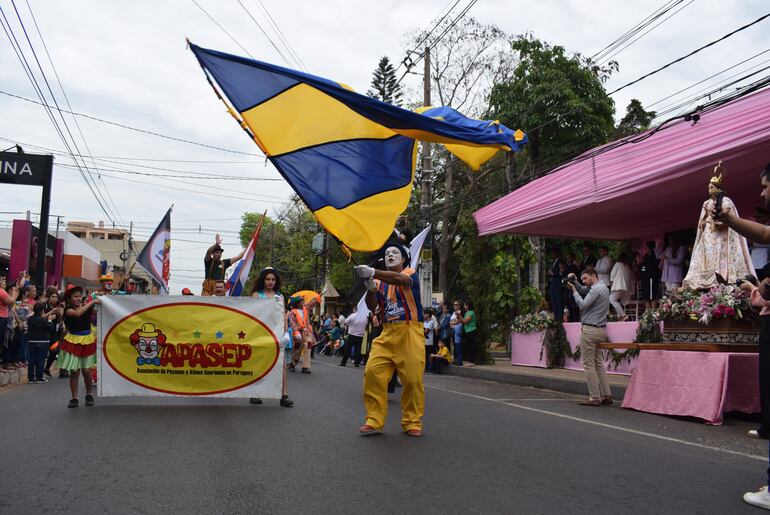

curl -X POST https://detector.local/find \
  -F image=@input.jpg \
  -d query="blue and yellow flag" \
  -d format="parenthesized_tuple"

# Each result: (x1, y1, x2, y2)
(189, 43, 526, 252)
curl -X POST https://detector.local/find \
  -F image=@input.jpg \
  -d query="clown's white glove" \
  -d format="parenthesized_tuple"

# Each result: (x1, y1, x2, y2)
(364, 278, 377, 292)
(354, 265, 375, 279)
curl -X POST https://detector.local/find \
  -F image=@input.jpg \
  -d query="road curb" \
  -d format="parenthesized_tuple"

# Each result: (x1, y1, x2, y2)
(443, 365, 628, 400)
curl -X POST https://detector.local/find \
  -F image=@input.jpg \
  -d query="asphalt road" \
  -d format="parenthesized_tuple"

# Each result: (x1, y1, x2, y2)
(1, 356, 767, 514)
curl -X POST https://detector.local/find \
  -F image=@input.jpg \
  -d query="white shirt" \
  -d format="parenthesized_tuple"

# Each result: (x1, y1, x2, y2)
(424, 319, 436, 346)
(345, 313, 367, 337)
(596, 255, 614, 285)
(609, 262, 633, 292)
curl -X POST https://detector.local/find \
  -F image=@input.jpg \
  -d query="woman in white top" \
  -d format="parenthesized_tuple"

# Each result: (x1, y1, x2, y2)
(609, 253, 633, 320)
(250, 267, 293, 407)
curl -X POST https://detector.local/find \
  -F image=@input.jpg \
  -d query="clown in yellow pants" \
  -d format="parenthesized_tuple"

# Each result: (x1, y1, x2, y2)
(363, 321, 425, 432)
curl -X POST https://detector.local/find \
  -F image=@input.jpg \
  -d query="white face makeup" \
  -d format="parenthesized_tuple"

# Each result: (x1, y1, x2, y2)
(384, 246, 404, 269)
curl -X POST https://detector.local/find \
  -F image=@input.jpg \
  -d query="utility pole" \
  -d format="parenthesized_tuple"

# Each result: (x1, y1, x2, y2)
(419, 45, 433, 310)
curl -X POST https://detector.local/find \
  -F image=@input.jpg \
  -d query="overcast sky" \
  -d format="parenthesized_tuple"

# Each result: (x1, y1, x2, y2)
(1, 0, 767, 292)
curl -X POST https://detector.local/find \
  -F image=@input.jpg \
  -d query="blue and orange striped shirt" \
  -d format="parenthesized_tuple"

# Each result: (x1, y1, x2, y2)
(375, 268, 423, 323)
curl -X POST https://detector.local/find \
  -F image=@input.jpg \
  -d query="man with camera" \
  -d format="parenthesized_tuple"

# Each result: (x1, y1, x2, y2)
(565, 269, 612, 407)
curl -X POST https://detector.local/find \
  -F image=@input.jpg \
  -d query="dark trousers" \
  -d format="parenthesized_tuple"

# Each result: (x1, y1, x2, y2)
(28, 342, 48, 381)
(760, 316, 770, 435)
(424, 344, 436, 371)
(340, 334, 363, 366)
(430, 356, 449, 374)
(464, 330, 477, 364)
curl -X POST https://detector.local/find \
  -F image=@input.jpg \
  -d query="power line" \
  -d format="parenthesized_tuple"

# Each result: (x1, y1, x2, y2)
(20, 0, 129, 230)
(596, 0, 695, 66)
(526, 12, 770, 135)
(253, 0, 307, 71)
(395, 0, 462, 73)
(590, 0, 688, 63)
(397, 0, 478, 83)
(235, 0, 297, 70)
(607, 11, 770, 96)
(0, 89, 264, 157)
(0, 4, 121, 228)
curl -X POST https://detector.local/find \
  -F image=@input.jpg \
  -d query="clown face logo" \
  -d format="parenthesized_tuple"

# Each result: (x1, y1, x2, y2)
(129, 323, 167, 366)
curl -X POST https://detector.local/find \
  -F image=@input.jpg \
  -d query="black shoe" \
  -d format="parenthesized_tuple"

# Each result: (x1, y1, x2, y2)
(85, 394, 94, 406)
(280, 395, 294, 407)
(249, 397, 263, 405)
(339, 362, 346, 367)
(288, 363, 296, 372)
(59, 370, 70, 378)
(301, 368, 311, 374)
(44, 369, 51, 377)
(67, 398, 78, 408)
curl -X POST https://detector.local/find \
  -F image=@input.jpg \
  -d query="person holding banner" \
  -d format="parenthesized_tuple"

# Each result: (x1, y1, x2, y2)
(202, 234, 245, 296)
(58, 285, 100, 408)
(250, 267, 293, 407)
(355, 240, 425, 437)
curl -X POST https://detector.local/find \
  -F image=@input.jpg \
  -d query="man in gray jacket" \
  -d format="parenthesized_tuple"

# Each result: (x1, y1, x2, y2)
(566, 268, 612, 407)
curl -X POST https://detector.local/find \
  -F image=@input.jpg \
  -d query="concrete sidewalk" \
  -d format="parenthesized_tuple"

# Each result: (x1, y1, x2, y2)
(444, 358, 629, 399)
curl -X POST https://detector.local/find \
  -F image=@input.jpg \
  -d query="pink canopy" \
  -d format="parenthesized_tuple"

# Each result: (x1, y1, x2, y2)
(474, 88, 770, 240)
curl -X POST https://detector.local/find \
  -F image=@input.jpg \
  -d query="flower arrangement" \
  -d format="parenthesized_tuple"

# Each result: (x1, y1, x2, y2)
(512, 311, 557, 333)
(657, 285, 753, 325)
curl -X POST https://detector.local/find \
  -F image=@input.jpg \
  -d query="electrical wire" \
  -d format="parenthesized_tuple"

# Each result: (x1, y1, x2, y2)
(0, 89, 264, 157)
(0, 4, 122, 228)
(21, 0, 129, 230)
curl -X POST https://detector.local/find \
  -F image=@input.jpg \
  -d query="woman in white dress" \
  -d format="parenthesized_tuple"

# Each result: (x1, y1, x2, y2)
(682, 167, 755, 289)
(609, 253, 633, 320)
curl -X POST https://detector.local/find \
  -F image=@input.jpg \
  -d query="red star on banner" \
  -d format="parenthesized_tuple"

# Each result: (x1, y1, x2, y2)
(238, 331, 246, 339)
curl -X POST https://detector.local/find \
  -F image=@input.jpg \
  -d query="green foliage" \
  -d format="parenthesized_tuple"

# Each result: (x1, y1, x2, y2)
(614, 99, 656, 138)
(367, 56, 403, 106)
(488, 35, 616, 175)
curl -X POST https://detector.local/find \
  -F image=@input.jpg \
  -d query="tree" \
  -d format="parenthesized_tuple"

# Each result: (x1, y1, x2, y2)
(488, 35, 617, 178)
(614, 99, 656, 138)
(403, 16, 519, 296)
(366, 56, 403, 106)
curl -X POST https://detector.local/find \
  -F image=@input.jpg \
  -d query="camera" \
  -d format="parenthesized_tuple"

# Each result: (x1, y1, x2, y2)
(561, 274, 577, 286)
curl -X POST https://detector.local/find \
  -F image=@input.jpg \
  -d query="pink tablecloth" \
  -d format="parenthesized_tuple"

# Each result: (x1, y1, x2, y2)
(510, 331, 547, 367)
(563, 322, 640, 376)
(622, 350, 759, 425)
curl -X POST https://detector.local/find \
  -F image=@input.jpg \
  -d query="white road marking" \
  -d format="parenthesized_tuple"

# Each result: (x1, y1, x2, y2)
(426, 384, 766, 462)
(321, 360, 765, 462)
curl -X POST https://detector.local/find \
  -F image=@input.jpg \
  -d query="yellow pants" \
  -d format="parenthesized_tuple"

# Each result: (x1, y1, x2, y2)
(363, 322, 425, 431)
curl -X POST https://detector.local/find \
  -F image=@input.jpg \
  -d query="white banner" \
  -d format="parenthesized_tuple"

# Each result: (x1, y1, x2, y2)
(97, 296, 284, 398)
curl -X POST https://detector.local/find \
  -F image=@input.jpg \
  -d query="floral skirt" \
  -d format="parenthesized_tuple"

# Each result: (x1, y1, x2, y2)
(57, 329, 97, 371)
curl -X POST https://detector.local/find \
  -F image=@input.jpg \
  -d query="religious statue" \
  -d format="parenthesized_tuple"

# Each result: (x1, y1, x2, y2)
(682, 162, 756, 290)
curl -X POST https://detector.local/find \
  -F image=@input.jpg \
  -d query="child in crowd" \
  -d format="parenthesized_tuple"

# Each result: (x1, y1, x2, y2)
(429, 341, 452, 374)
(27, 302, 56, 383)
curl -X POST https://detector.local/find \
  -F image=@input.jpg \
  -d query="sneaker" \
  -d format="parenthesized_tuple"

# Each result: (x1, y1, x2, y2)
(280, 395, 293, 407)
(301, 368, 311, 374)
(67, 398, 78, 408)
(744, 486, 770, 509)
(748, 430, 770, 440)
(44, 369, 51, 377)
(28, 379, 38, 384)
(601, 396, 613, 406)
(85, 394, 94, 407)
(36, 378, 48, 383)
(578, 398, 602, 407)
(249, 397, 263, 405)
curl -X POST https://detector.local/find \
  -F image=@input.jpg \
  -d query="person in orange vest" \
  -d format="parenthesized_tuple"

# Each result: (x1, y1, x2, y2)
(288, 295, 317, 374)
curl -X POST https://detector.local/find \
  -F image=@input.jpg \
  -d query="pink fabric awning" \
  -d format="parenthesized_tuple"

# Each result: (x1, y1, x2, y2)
(474, 88, 770, 240)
